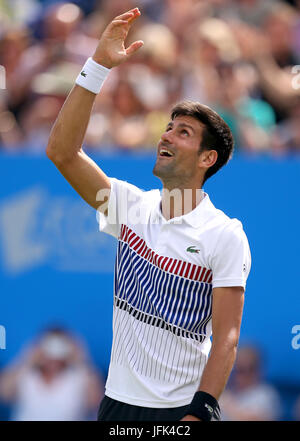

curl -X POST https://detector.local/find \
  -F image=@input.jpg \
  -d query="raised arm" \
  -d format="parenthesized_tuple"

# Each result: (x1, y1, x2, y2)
(46, 8, 144, 210)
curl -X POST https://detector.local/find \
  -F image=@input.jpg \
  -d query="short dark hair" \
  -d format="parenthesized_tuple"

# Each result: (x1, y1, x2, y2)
(171, 100, 234, 184)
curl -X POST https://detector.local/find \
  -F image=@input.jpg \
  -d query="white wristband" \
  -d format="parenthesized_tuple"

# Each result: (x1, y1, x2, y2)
(75, 57, 110, 94)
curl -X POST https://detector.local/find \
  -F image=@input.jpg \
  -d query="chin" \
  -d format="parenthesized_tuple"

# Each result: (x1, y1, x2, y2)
(152, 164, 166, 179)
(152, 164, 160, 177)
(153, 161, 174, 179)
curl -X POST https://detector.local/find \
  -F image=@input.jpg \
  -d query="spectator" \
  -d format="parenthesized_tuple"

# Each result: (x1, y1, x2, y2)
(219, 344, 282, 420)
(0, 0, 299, 154)
(0, 326, 104, 420)
(293, 393, 300, 420)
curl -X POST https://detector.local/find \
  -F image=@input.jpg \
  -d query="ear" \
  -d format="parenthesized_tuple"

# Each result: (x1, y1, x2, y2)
(198, 149, 218, 171)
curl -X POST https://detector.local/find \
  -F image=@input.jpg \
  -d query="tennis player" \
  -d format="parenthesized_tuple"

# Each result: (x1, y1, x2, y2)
(46, 8, 251, 422)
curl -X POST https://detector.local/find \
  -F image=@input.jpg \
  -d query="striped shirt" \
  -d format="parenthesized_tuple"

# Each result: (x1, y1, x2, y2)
(98, 178, 251, 408)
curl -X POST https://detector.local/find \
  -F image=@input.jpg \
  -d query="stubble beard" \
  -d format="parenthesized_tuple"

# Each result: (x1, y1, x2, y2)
(153, 158, 195, 191)
(152, 158, 178, 188)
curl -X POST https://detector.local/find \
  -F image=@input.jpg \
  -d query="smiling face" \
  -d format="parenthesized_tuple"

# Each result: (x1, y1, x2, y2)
(153, 115, 207, 189)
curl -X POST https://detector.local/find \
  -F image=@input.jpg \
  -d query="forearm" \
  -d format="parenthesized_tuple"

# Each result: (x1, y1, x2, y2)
(46, 85, 96, 163)
(181, 344, 237, 421)
(198, 342, 238, 400)
(182, 288, 244, 421)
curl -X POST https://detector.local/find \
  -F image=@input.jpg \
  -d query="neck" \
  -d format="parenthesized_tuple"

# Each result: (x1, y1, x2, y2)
(161, 185, 204, 220)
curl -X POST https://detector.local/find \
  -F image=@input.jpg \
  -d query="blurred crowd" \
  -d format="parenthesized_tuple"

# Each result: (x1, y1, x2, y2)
(0, 0, 300, 155)
(220, 344, 282, 420)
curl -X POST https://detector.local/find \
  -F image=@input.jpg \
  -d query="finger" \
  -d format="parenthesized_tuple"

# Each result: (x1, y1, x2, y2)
(125, 40, 144, 56)
(127, 8, 141, 23)
(110, 19, 130, 27)
(114, 12, 134, 21)
(128, 9, 141, 26)
(109, 11, 141, 33)
(114, 8, 139, 21)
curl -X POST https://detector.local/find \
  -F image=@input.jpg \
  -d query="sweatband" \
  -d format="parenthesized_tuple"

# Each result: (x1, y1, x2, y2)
(184, 391, 221, 421)
(75, 57, 110, 94)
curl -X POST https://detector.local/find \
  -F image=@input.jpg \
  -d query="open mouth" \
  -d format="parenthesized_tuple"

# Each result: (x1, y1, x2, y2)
(159, 148, 174, 158)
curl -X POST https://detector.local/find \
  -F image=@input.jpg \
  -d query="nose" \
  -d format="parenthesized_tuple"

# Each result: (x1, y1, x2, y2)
(161, 128, 173, 145)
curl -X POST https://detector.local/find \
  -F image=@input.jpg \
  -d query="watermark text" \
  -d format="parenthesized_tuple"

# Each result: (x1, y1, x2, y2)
(95, 187, 204, 226)
(291, 325, 300, 350)
(0, 325, 6, 350)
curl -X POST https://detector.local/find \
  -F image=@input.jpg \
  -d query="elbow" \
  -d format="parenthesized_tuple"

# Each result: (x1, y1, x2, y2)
(46, 122, 64, 163)
(46, 142, 73, 167)
(46, 127, 66, 164)
(46, 137, 60, 163)
(46, 143, 56, 162)
(46, 147, 63, 167)
(212, 332, 240, 355)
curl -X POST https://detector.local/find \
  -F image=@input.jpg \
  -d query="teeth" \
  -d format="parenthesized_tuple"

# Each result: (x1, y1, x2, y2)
(160, 148, 173, 157)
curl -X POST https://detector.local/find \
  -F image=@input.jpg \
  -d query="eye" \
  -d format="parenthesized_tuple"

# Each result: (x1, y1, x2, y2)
(181, 129, 189, 136)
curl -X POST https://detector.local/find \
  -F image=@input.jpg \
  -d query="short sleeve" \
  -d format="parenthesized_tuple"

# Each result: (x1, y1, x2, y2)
(211, 221, 251, 290)
(97, 178, 159, 239)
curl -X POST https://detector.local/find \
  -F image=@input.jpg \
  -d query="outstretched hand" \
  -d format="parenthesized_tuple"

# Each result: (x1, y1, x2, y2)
(92, 8, 144, 69)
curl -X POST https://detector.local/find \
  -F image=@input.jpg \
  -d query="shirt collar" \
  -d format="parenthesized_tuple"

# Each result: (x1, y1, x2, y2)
(150, 190, 217, 228)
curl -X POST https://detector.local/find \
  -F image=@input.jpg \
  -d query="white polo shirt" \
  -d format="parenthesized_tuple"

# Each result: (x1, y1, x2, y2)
(98, 178, 251, 408)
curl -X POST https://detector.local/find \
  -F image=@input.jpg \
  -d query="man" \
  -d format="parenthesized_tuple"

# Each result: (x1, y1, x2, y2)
(219, 345, 281, 420)
(46, 8, 251, 421)
(0, 327, 103, 420)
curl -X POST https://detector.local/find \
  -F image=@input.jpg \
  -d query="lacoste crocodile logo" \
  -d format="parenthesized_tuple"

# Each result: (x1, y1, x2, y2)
(80, 70, 87, 77)
(186, 245, 200, 254)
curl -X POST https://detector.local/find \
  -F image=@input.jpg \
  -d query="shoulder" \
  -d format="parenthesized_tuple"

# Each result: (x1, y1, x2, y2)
(203, 195, 248, 244)
(109, 178, 160, 199)
(203, 199, 251, 269)
(109, 177, 144, 196)
(214, 216, 250, 261)
(220, 216, 248, 243)
(110, 177, 160, 204)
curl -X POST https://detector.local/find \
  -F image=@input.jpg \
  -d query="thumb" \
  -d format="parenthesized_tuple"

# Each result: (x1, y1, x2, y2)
(125, 40, 144, 57)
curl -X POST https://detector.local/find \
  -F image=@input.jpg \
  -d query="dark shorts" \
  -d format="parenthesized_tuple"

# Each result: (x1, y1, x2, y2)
(97, 395, 190, 422)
